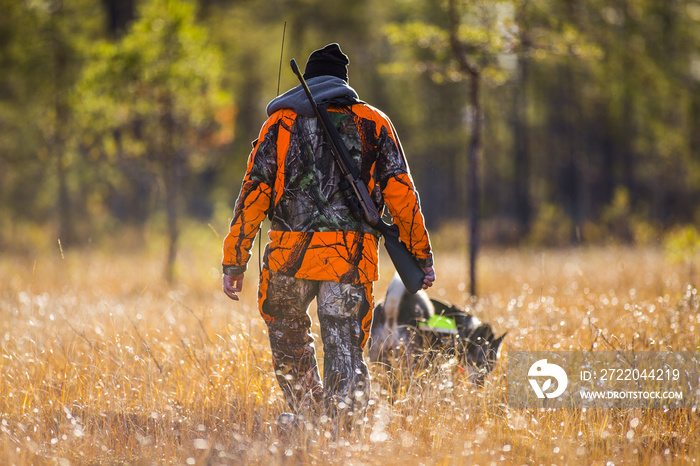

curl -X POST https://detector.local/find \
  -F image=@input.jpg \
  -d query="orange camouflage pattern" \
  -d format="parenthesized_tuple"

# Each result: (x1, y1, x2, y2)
(222, 102, 432, 286)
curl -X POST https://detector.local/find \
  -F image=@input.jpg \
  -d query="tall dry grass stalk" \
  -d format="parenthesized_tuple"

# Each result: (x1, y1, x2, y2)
(1, 234, 698, 464)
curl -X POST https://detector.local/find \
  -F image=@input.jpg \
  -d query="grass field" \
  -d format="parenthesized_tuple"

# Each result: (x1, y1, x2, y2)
(1, 228, 699, 464)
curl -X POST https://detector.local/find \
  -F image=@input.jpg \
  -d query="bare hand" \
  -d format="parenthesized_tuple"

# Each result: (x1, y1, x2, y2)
(223, 273, 244, 301)
(421, 266, 436, 290)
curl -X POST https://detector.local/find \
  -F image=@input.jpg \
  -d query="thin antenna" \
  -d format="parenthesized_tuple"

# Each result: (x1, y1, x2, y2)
(276, 21, 287, 96)
(259, 20, 287, 274)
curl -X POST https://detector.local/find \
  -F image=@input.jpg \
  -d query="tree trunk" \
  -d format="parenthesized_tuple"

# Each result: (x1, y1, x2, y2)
(447, 0, 482, 297)
(51, 5, 74, 248)
(562, 64, 582, 243)
(691, 85, 700, 158)
(164, 161, 179, 284)
(619, 0, 637, 203)
(513, 49, 531, 238)
(467, 74, 481, 297)
(162, 94, 179, 284)
(513, 0, 532, 238)
(101, 0, 135, 36)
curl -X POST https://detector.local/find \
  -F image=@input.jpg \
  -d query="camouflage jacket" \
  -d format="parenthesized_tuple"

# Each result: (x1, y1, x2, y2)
(223, 84, 432, 285)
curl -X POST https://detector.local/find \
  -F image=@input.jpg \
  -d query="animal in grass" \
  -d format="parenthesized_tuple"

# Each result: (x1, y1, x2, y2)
(369, 274, 506, 385)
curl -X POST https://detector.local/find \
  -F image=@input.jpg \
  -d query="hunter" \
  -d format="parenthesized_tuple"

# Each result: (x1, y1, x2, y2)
(222, 43, 434, 426)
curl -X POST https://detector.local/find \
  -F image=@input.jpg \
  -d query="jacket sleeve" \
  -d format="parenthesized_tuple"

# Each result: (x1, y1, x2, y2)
(375, 119, 433, 268)
(221, 115, 279, 275)
(382, 174, 433, 268)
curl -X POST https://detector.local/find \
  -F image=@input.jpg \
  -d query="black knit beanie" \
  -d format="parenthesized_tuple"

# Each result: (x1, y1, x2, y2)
(303, 43, 349, 82)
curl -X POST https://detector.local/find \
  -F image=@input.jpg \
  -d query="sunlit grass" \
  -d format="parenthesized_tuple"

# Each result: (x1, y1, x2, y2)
(1, 228, 699, 464)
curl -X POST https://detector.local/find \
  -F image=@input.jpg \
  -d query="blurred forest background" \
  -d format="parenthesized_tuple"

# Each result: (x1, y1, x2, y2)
(2, 0, 700, 279)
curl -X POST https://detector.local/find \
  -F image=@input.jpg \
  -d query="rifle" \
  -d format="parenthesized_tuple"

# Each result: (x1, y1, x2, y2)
(290, 58, 426, 294)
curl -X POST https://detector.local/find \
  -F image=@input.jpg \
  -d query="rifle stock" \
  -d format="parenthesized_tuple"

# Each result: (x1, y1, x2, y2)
(373, 222, 425, 294)
(290, 58, 425, 294)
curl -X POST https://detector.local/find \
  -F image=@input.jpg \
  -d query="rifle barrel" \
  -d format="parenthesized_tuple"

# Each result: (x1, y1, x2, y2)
(289, 58, 425, 294)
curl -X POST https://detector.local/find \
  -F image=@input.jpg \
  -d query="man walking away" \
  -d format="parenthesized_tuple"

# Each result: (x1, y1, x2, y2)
(222, 43, 435, 428)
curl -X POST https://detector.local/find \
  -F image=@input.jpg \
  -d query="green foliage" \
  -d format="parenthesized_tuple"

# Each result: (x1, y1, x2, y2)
(582, 188, 662, 246)
(78, 0, 229, 165)
(74, 0, 231, 280)
(382, 1, 512, 86)
(527, 203, 573, 247)
(599, 188, 635, 242)
(664, 225, 700, 286)
(0, 0, 104, 248)
(664, 226, 700, 264)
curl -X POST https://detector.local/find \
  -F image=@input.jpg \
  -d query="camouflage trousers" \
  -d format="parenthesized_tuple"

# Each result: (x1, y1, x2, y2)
(258, 268, 374, 418)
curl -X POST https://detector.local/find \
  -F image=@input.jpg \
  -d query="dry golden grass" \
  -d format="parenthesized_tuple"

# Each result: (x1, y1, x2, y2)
(1, 227, 699, 465)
